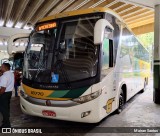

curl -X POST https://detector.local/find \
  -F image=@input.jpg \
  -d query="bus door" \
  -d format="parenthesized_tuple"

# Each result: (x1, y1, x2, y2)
(94, 19, 117, 112)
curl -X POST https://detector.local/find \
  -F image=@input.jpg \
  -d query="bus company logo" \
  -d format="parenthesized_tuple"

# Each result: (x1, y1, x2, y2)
(103, 97, 115, 113)
(106, 98, 115, 113)
(31, 91, 44, 96)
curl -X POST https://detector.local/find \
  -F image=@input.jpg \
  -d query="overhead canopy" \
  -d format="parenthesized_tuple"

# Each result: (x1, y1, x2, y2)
(125, 0, 160, 8)
(0, 0, 156, 35)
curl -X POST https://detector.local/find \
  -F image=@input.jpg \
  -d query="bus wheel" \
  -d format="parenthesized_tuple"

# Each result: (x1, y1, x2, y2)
(116, 89, 125, 114)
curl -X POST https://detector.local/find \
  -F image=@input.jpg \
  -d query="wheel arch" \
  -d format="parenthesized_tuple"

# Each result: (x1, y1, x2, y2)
(120, 83, 127, 103)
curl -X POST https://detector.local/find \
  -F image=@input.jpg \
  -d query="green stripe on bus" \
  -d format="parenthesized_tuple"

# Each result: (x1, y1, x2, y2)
(47, 90, 70, 98)
(63, 86, 89, 98)
(47, 86, 89, 99)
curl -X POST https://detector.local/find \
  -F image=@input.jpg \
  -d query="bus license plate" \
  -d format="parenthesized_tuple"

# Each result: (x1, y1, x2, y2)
(42, 110, 56, 117)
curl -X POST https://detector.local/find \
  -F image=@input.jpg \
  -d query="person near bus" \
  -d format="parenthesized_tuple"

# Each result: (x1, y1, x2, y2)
(14, 69, 21, 97)
(0, 63, 14, 128)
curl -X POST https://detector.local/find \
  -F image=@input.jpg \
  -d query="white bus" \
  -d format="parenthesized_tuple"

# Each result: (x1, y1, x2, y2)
(20, 7, 150, 123)
(6, 33, 29, 70)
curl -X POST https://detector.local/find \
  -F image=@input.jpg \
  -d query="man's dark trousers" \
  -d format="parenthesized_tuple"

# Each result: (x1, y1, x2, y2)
(0, 92, 12, 128)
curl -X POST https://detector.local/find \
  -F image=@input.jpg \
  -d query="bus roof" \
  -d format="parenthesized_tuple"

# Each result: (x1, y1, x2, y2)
(37, 7, 149, 52)
(38, 7, 123, 23)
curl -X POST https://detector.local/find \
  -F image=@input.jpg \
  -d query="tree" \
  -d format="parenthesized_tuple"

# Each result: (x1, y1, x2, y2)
(137, 32, 154, 51)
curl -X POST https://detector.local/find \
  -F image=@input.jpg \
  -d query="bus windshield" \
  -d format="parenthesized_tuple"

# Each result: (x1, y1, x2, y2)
(23, 16, 100, 84)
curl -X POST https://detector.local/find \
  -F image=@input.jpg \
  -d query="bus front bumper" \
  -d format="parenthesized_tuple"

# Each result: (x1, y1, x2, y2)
(20, 96, 102, 123)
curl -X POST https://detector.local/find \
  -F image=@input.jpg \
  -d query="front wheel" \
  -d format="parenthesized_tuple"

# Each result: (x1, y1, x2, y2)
(116, 89, 125, 114)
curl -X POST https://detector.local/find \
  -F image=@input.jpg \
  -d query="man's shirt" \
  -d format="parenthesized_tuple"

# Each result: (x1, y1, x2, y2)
(0, 71, 14, 92)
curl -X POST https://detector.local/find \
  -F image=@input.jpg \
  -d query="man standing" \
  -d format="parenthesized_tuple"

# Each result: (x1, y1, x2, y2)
(0, 63, 14, 128)
(14, 69, 21, 97)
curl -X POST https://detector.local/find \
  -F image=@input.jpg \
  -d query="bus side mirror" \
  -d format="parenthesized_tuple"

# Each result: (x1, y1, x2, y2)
(94, 19, 114, 45)
(7, 33, 30, 55)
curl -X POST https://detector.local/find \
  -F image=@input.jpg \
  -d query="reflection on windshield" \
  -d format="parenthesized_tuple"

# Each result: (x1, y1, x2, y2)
(14, 58, 23, 70)
(24, 29, 56, 82)
(24, 17, 100, 84)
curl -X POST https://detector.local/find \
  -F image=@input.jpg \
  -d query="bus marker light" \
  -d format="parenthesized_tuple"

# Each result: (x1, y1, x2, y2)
(81, 111, 91, 118)
(42, 110, 56, 117)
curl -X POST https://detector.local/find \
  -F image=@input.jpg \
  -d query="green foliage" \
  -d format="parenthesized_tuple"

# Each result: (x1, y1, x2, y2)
(137, 32, 154, 62)
(137, 32, 154, 51)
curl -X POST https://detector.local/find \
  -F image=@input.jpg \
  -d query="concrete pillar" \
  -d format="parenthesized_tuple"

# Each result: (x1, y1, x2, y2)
(153, 5, 160, 104)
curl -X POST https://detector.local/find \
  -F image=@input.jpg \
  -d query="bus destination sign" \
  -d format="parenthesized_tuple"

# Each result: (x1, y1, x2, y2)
(36, 22, 57, 31)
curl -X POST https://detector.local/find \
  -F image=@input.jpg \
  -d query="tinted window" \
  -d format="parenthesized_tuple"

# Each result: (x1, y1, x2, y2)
(121, 28, 149, 62)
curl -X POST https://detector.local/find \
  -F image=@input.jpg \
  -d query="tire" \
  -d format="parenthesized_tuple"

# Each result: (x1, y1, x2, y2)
(116, 89, 125, 114)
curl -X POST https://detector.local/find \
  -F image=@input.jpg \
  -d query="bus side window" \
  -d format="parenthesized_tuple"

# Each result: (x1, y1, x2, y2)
(102, 26, 114, 71)
(102, 38, 110, 70)
(101, 38, 114, 79)
(101, 26, 114, 79)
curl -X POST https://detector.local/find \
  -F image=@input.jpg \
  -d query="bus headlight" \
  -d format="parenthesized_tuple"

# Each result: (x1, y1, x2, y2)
(72, 90, 102, 104)
(20, 90, 28, 99)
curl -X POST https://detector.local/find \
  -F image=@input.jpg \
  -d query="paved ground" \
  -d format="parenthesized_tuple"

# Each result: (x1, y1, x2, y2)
(1, 79, 160, 136)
